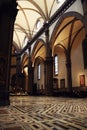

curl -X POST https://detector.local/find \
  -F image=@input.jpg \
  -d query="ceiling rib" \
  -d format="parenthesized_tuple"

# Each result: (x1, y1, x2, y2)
(19, 0, 77, 55)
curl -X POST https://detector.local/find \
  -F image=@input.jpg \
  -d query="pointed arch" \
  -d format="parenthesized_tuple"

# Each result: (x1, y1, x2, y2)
(50, 11, 84, 48)
(31, 39, 46, 66)
(32, 39, 46, 56)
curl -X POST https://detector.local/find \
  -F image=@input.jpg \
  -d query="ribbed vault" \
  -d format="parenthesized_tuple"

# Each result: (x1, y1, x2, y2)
(13, 0, 66, 52)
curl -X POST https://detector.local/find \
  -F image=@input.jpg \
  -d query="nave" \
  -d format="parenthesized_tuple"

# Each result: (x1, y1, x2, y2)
(0, 96, 87, 130)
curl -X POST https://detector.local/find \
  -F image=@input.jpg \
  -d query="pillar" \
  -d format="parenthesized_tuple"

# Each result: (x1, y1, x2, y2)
(16, 55, 22, 74)
(0, 0, 18, 105)
(28, 46, 34, 95)
(66, 53, 72, 92)
(45, 24, 53, 95)
(81, 0, 87, 33)
(82, 34, 87, 69)
(16, 54, 22, 92)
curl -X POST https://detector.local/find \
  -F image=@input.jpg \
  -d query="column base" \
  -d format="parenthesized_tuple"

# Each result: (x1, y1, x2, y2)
(0, 91, 10, 106)
(0, 100, 10, 106)
(45, 90, 53, 96)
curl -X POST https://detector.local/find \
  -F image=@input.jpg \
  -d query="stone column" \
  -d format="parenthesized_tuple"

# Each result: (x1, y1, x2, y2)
(28, 47, 34, 95)
(81, 0, 87, 33)
(0, 0, 18, 106)
(45, 25, 53, 95)
(82, 34, 87, 69)
(66, 52, 72, 93)
(16, 54, 22, 91)
(16, 55, 22, 75)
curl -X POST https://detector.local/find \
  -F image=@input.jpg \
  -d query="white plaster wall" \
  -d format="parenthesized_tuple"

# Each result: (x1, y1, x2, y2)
(71, 30, 86, 87)
(65, 0, 84, 15)
(38, 63, 44, 90)
(58, 53, 67, 88)
(34, 63, 45, 90)
(53, 52, 67, 88)
(34, 65, 37, 84)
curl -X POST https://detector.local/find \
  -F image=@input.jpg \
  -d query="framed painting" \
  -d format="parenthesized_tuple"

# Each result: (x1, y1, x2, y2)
(80, 75, 85, 87)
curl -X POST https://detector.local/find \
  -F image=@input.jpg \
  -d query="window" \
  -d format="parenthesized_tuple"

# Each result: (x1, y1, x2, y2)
(37, 64, 41, 79)
(23, 36, 29, 48)
(36, 20, 41, 29)
(54, 55, 58, 75)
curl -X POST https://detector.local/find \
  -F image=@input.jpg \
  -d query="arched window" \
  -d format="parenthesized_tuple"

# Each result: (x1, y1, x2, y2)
(36, 20, 41, 29)
(37, 64, 41, 79)
(54, 55, 58, 75)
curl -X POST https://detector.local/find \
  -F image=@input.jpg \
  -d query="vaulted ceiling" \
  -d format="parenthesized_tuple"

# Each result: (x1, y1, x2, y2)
(13, 0, 66, 52)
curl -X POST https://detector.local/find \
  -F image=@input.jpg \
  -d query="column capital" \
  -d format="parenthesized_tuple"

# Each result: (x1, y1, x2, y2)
(45, 27, 49, 36)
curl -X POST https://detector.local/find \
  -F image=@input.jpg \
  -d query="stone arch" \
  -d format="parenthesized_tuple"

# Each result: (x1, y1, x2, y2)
(31, 39, 46, 66)
(50, 11, 86, 92)
(50, 11, 85, 49)
(34, 56, 45, 94)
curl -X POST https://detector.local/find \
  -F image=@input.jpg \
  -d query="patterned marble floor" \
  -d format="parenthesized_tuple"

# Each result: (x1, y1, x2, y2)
(0, 96, 87, 130)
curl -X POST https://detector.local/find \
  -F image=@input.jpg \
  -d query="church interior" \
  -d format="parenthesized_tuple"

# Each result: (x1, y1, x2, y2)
(0, 0, 87, 129)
